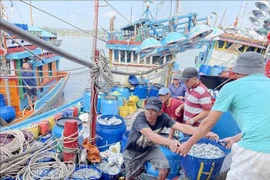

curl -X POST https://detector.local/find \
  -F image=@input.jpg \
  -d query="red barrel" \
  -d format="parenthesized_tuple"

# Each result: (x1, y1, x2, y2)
(63, 120, 79, 162)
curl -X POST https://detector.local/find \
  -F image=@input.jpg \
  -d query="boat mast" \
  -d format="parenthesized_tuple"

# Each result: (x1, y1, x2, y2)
(0, 0, 11, 106)
(30, 0, 33, 26)
(89, 0, 99, 143)
(175, 0, 180, 23)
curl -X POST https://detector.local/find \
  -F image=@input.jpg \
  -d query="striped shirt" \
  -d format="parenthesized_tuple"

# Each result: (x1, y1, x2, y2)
(184, 81, 212, 122)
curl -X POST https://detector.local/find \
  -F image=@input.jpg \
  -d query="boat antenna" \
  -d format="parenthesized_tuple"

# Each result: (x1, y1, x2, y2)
(239, 2, 248, 30)
(130, 6, 132, 22)
(29, 0, 33, 25)
(219, 8, 227, 28)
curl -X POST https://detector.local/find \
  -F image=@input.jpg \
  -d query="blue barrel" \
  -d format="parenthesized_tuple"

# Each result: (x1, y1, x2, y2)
(70, 165, 102, 180)
(199, 64, 212, 75)
(128, 75, 139, 85)
(52, 117, 82, 138)
(213, 65, 225, 70)
(111, 86, 131, 100)
(111, 93, 125, 106)
(97, 93, 105, 114)
(180, 138, 229, 180)
(211, 111, 240, 140)
(0, 94, 6, 107)
(134, 84, 148, 99)
(96, 115, 126, 152)
(83, 88, 91, 112)
(121, 130, 129, 152)
(210, 67, 223, 76)
(146, 134, 181, 179)
(0, 106, 16, 123)
(101, 95, 119, 116)
(149, 83, 164, 97)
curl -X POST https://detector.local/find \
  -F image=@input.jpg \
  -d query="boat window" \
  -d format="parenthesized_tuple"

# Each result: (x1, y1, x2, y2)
(114, 50, 119, 62)
(238, 45, 245, 52)
(246, 46, 256, 52)
(224, 42, 233, 49)
(120, 51, 125, 63)
(257, 48, 262, 53)
(152, 56, 163, 65)
(166, 55, 170, 63)
(6, 61, 15, 76)
(139, 57, 144, 64)
(37, 66, 43, 83)
(48, 62, 53, 77)
(146, 57, 151, 64)
(127, 51, 131, 63)
(216, 41, 225, 49)
(133, 52, 138, 64)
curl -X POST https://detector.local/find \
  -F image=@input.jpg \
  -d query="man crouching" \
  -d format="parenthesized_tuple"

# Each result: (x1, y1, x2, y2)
(123, 97, 218, 180)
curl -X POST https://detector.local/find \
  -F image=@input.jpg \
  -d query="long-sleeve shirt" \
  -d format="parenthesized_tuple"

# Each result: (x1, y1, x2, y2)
(21, 71, 37, 87)
(168, 83, 186, 98)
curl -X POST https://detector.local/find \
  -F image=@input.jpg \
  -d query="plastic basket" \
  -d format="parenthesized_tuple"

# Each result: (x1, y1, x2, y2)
(179, 138, 229, 180)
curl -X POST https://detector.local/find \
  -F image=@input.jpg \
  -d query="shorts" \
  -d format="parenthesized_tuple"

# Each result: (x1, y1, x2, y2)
(123, 146, 170, 179)
(26, 87, 37, 97)
(226, 143, 270, 180)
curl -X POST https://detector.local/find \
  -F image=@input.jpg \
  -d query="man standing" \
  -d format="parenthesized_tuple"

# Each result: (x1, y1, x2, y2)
(123, 97, 218, 180)
(179, 52, 270, 180)
(158, 87, 184, 139)
(175, 67, 212, 127)
(21, 62, 37, 111)
(168, 74, 186, 100)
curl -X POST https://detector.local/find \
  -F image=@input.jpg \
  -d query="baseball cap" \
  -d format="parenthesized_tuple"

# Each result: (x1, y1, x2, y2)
(145, 97, 162, 111)
(158, 87, 171, 95)
(180, 67, 198, 82)
(173, 74, 180, 80)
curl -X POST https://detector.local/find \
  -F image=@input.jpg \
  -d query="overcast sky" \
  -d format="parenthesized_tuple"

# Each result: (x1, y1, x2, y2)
(3, 1, 259, 30)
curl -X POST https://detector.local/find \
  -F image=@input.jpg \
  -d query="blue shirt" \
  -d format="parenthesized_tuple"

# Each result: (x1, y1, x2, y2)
(168, 83, 186, 98)
(212, 74, 270, 153)
(21, 71, 37, 87)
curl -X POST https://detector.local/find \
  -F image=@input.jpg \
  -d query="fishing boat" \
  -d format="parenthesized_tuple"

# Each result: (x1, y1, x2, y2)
(0, 5, 68, 126)
(106, 1, 215, 86)
(195, 1, 270, 79)
(0, 25, 68, 126)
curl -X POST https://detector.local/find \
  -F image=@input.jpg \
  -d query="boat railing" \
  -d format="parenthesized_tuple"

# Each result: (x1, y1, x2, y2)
(28, 31, 42, 37)
(48, 39, 63, 47)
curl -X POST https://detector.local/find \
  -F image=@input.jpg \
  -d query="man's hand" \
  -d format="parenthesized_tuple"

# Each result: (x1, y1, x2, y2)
(177, 96, 184, 100)
(185, 118, 194, 126)
(219, 136, 238, 149)
(169, 139, 181, 153)
(179, 142, 192, 157)
(175, 106, 183, 116)
(205, 132, 219, 142)
(27, 85, 32, 89)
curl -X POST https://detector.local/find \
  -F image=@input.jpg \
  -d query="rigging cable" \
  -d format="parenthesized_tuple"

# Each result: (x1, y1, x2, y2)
(18, 0, 106, 43)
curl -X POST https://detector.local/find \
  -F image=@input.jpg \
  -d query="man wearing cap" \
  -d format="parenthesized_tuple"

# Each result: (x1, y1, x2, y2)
(158, 87, 184, 139)
(123, 97, 218, 180)
(179, 52, 270, 180)
(175, 67, 212, 127)
(168, 74, 187, 100)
